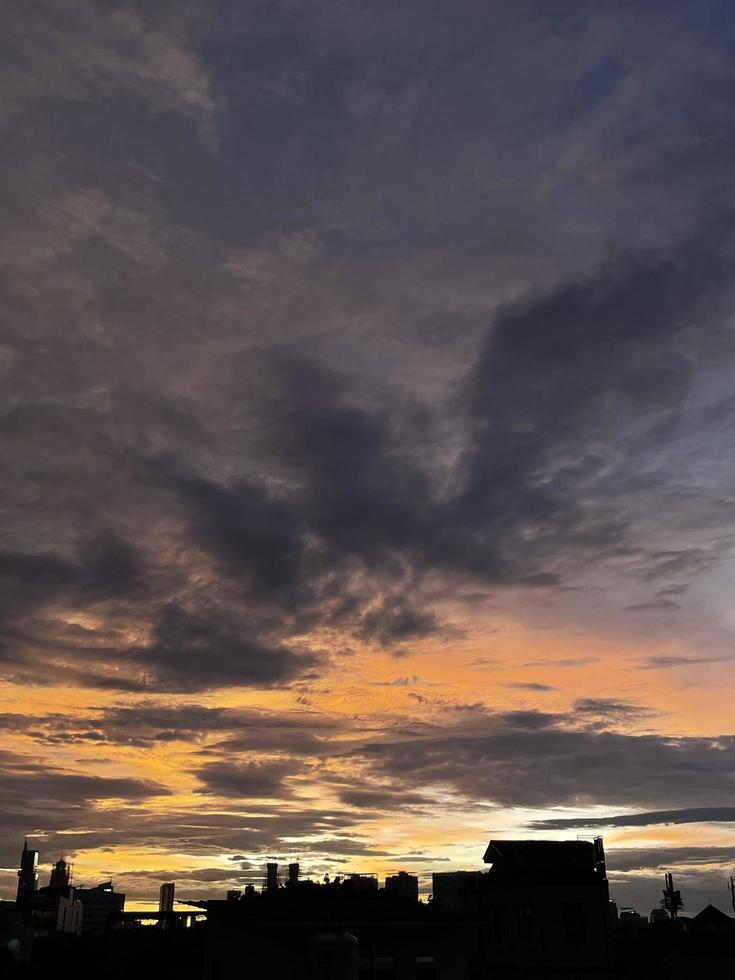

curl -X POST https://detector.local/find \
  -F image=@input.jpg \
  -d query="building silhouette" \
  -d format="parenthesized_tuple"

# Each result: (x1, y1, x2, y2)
(75, 881, 126, 935)
(159, 882, 175, 912)
(49, 856, 71, 889)
(432, 870, 483, 911)
(16, 839, 39, 903)
(385, 871, 419, 902)
(7, 833, 735, 977)
(265, 862, 279, 893)
(346, 873, 378, 893)
(478, 838, 614, 978)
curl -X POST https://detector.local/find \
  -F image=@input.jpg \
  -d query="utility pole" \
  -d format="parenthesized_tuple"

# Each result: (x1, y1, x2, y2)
(661, 872, 683, 920)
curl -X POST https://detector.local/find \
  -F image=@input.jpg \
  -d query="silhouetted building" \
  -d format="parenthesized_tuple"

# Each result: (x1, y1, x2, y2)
(347, 873, 378, 893)
(16, 839, 39, 902)
(76, 881, 125, 935)
(198, 882, 477, 979)
(26, 884, 83, 938)
(385, 871, 419, 902)
(159, 882, 175, 913)
(266, 862, 279, 893)
(619, 907, 647, 929)
(687, 903, 734, 934)
(479, 838, 614, 978)
(226, 890, 241, 902)
(287, 862, 300, 886)
(432, 870, 484, 911)
(668, 907, 735, 979)
(49, 856, 71, 889)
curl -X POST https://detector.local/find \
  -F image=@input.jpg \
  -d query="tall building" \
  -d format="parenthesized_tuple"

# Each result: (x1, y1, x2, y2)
(385, 871, 419, 902)
(49, 857, 71, 889)
(159, 882, 175, 912)
(287, 862, 300, 886)
(16, 839, 39, 903)
(76, 881, 125, 935)
(265, 863, 279, 893)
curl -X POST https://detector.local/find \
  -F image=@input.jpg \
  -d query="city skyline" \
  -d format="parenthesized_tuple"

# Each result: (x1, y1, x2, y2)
(9, 834, 733, 924)
(2, 0, 735, 920)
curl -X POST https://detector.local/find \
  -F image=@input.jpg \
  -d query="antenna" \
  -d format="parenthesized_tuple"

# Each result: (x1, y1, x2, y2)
(661, 872, 683, 920)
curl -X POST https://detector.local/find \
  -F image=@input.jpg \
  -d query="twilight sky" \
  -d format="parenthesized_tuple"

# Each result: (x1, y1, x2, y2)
(2, 0, 735, 914)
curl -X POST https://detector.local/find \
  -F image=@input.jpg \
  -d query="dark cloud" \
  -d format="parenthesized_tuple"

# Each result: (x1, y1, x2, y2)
(0, 748, 171, 855)
(529, 807, 735, 831)
(127, 604, 316, 692)
(194, 760, 301, 799)
(607, 846, 735, 874)
(638, 655, 732, 669)
(572, 698, 656, 725)
(447, 232, 733, 584)
(355, 713, 735, 810)
(503, 682, 556, 692)
(624, 600, 681, 612)
(337, 787, 430, 810)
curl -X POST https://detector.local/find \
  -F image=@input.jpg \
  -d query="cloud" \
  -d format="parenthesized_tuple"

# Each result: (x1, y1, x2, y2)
(624, 600, 681, 612)
(127, 604, 317, 692)
(529, 806, 735, 830)
(0, 701, 353, 758)
(503, 682, 556, 692)
(337, 787, 430, 810)
(354, 712, 735, 810)
(371, 676, 420, 687)
(194, 760, 302, 799)
(637, 655, 732, 669)
(0, 748, 171, 853)
(572, 698, 656, 724)
(607, 846, 735, 874)
(1, 0, 221, 141)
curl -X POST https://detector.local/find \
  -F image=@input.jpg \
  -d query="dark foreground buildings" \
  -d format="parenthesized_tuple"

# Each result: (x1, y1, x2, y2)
(3, 835, 734, 979)
(193, 839, 614, 979)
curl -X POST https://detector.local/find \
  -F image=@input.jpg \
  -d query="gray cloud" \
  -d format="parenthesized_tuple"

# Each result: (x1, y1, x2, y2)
(638, 655, 732, 669)
(529, 806, 735, 831)
(194, 760, 302, 799)
(503, 682, 556, 692)
(355, 713, 735, 810)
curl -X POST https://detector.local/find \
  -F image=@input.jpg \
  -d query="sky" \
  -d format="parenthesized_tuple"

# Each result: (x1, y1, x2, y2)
(1, 0, 735, 916)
